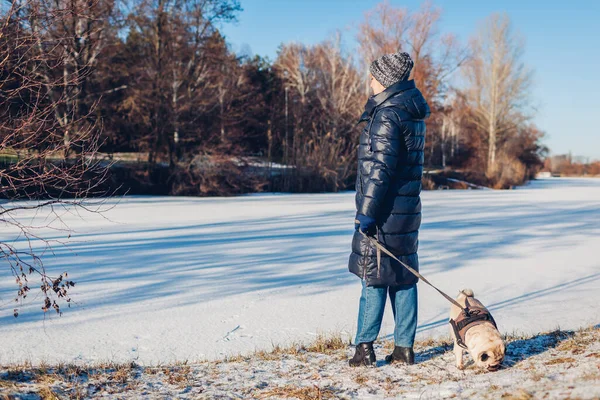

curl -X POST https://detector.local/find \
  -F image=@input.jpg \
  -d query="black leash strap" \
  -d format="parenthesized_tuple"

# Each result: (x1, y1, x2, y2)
(358, 229, 468, 313)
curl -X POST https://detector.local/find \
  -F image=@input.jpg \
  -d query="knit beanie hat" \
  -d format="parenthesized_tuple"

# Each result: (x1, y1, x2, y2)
(369, 51, 414, 88)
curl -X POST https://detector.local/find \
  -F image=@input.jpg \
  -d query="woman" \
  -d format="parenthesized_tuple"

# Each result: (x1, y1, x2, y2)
(348, 51, 430, 367)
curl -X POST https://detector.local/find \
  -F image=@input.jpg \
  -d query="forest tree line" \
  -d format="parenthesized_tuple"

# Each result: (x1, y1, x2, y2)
(1, 0, 547, 197)
(544, 155, 600, 177)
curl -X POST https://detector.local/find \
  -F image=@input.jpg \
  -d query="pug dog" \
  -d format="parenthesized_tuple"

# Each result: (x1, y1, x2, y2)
(450, 289, 505, 371)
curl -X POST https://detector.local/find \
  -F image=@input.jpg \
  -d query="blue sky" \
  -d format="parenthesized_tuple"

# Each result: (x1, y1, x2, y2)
(220, 0, 600, 160)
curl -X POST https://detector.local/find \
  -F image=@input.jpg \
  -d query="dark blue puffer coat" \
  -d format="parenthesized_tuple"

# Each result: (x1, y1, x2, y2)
(348, 80, 430, 287)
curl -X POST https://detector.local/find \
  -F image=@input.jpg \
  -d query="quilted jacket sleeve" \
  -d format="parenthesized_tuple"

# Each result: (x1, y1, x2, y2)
(357, 108, 402, 220)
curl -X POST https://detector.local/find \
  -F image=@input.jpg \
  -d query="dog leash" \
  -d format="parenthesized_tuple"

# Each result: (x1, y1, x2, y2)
(358, 229, 468, 313)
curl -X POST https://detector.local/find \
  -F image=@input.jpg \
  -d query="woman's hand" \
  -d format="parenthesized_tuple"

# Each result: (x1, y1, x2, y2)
(355, 214, 377, 236)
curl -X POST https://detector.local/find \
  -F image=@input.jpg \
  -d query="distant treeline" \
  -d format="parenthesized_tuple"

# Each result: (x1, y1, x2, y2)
(544, 155, 600, 177)
(1, 0, 547, 198)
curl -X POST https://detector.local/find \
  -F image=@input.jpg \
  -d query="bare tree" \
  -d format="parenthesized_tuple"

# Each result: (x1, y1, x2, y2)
(357, 1, 468, 167)
(125, 0, 241, 166)
(22, 0, 119, 157)
(462, 13, 533, 176)
(306, 34, 364, 185)
(357, 1, 408, 96)
(357, 1, 467, 104)
(273, 43, 310, 168)
(274, 34, 364, 191)
(1, 0, 112, 317)
(215, 52, 245, 146)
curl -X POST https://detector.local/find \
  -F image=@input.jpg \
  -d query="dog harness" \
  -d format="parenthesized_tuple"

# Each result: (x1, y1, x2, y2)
(449, 299, 497, 349)
(357, 230, 499, 349)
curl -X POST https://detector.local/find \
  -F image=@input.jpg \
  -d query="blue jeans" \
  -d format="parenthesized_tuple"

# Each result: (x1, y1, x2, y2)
(354, 280, 418, 347)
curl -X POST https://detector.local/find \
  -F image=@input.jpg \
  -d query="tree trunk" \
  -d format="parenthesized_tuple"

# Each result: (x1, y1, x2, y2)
(487, 121, 497, 175)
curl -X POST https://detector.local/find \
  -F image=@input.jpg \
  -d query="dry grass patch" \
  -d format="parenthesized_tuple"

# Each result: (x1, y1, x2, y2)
(353, 373, 368, 384)
(381, 335, 453, 353)
(256, 384, 336, 399)
(111, 365, 131, 384)
(415, 336, 453, 349)
(221, 334, 348, 364)
(162, 365, 192, 387)
(500, 388, 533, 399)
(222, 353, 250, 363)
(38, 386, 61, 400)
(382, 376, 401, 394)
(544, 357, 576, 366)
(304, 334, 348, 355)
(556, 326, 598, 354)
(0, 361, 140, 399)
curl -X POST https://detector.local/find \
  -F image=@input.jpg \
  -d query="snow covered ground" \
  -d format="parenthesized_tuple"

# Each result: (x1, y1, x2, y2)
(0, 178, 599, 368)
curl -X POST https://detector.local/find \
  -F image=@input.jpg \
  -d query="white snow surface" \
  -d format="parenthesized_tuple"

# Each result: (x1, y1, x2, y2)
(0, 178, 599, 365)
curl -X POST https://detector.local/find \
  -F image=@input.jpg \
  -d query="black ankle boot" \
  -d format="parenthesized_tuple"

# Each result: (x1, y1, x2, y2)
(349, 342, 376, 367)
(385, 346, 415, 365)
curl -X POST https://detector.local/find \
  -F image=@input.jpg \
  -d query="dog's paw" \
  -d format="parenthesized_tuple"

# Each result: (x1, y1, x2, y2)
(456, 363, 465, 370)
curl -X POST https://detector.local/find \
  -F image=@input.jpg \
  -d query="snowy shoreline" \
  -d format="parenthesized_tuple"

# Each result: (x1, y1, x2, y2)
(1, 326, 599, 399)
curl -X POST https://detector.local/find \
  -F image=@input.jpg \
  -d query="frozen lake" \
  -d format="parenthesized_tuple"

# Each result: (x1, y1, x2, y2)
(0, 178, 599, 365)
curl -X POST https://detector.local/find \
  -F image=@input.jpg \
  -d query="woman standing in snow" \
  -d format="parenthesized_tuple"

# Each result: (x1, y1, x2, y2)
(348, 51, 430, 367)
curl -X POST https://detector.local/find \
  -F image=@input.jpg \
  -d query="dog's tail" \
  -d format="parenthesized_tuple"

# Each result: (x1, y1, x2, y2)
(458, 288, 474, 298)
